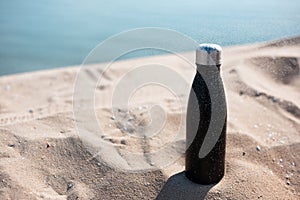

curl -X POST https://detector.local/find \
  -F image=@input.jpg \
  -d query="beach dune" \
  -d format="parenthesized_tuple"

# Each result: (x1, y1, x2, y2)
(0, 36, 300, 199)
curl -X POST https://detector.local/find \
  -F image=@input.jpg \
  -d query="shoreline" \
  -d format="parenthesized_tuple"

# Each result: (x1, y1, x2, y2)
(1, 34, 300, 78)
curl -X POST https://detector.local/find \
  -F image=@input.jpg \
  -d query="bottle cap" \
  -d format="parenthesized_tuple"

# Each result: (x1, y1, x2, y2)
(196, 44, 222, 66)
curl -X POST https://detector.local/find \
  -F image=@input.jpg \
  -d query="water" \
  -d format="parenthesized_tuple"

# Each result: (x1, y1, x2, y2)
(0, 0, 300, 76)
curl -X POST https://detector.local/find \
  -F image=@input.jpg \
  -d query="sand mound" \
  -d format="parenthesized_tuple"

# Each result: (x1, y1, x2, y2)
(262, 35, 300, 48)
(246, 56, 299, 84)
(0, 127, 165, 199)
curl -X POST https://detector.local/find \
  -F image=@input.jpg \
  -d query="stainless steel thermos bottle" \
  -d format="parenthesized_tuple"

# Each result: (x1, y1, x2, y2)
(185, 44, 227, 184)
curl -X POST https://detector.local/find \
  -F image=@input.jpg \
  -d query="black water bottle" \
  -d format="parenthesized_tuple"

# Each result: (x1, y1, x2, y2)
(185, 44, 227, 184)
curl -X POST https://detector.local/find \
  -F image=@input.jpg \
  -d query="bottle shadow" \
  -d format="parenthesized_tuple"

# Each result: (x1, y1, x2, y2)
(156, 171, 215, 200)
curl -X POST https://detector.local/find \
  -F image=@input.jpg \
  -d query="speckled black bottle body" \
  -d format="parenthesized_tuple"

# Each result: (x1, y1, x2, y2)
(185, 64, 227, 184)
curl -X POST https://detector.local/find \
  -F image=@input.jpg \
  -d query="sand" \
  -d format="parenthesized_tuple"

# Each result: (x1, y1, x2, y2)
(0, 36, 299, 199)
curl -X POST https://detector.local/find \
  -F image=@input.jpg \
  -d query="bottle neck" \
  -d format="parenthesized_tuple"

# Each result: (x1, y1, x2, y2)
(196, 64, 221, 76)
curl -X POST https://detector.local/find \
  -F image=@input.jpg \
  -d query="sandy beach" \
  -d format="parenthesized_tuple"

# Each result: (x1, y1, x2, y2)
(0, 36, 300, 199)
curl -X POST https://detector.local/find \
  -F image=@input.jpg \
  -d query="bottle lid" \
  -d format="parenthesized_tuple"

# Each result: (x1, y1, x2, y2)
(196, 44, 222, 66)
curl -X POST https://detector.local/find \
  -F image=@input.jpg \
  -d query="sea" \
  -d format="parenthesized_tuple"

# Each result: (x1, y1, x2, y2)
(1, 0, 300, 76)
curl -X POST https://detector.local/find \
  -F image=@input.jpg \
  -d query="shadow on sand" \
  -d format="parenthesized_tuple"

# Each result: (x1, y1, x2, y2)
(156, 172, 215, 200)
